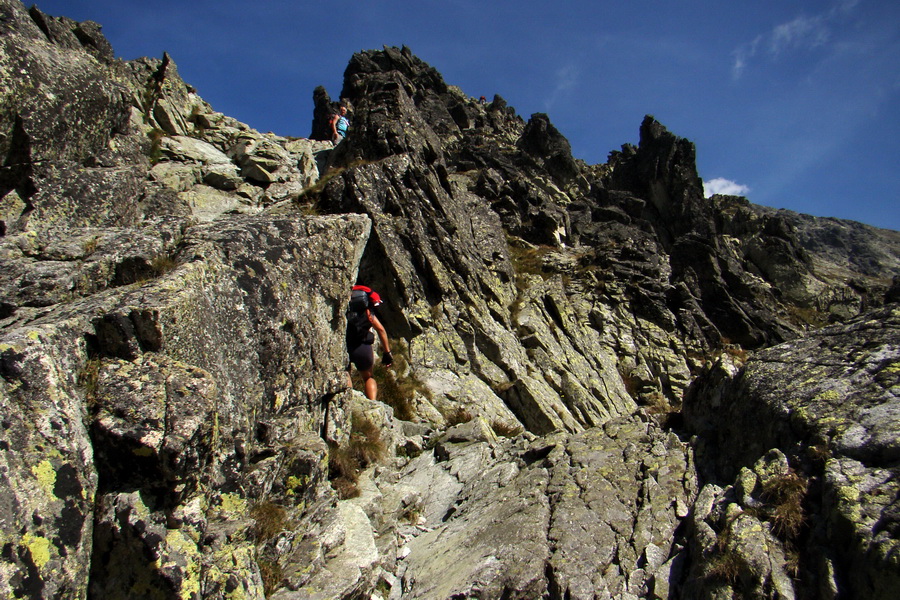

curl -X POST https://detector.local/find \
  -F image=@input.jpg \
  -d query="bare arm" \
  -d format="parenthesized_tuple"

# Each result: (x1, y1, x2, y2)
(368, 312, 390, 353)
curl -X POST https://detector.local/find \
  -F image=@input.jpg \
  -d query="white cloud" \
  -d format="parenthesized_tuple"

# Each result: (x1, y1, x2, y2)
(731, 0, 860, 79)
(732, 35, 762, 80)
(704, 178, 751, 198)
(770, 15, 830, 56)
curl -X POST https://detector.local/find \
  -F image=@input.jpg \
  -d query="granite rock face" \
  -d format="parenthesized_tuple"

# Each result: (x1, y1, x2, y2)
(1, 2, 899, 598)
(0, 213, 370, 599)
(683, 305, 900, 599)
(392, 418, 696, 600)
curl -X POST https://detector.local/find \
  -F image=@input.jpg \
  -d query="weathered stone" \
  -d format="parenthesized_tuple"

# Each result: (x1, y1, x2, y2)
(684, 305, 900, 599)
(90, 491, 212, 599)
(150, 161, 202, 192)
(202, 163, 243, 191)
(1, 6, 898, 598)
(0, 210, 370, 599)
(159, 135, 233, 165)
(179, 184, 259, 221)
(389, 417, 697, 599)
(0, 324, 96, 599)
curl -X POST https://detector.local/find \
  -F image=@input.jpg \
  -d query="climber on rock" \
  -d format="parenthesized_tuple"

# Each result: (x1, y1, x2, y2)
(330, 105, 350, 144)
(346, 284, 392, 400)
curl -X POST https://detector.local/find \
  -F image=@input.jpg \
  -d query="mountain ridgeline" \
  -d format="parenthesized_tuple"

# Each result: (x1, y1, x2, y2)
(1, 1, 898, 598)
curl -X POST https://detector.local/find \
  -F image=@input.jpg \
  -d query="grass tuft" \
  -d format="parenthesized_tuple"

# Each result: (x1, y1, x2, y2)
(444, 407, 474, 427)
(328, 411, 386, 499)
(707, 550, 744, 584)
(82, 236, 100, 255)
(148, 128, 166, 165)
(507, 236, 554, 279)
(257, 558, 283, 597)
(370, 339, 429, 421)
(249, 502, 292, 543)
(77, 358, 102, 405)
(761, 470, 807, 540)
(150, 255, 177, 277)
(490, 420, 523, 438)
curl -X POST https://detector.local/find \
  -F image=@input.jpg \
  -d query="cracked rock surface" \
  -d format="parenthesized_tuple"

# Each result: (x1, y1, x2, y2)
(0, 1, 898, 598)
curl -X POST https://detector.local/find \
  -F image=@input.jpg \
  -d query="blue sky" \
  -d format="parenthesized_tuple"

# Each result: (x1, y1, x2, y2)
(33, 0, 899, 230)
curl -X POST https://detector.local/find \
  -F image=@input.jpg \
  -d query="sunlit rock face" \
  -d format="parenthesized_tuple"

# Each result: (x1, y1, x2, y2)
(1, 1, 899, 598)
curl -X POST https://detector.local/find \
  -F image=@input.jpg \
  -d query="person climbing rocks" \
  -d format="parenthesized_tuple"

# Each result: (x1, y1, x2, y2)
(345, 284, 392, 400)
(330, 105, 350, 144)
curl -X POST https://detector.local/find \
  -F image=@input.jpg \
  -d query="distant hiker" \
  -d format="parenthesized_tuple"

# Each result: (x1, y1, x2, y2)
(330, 105, 350, 144)
(346, 285, 392, 400)
(478, 95, 487, 105)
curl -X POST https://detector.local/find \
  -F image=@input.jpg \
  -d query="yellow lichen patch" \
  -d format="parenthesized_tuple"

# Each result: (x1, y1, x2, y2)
(132, 446, 155, 457)
(286, 474, 310, 497)
(164, 529, 201, 600)
(22, 533, 52, 569)
(218, 493, 248, 517)
(837, 485, 860, 503)
(273, 391, 286, 412)
(31, 460, 56, 496)
(813, 390, 842, 402)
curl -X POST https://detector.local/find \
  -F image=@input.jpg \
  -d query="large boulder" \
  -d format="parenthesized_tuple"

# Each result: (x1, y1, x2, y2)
(684, 304, 900, 599)
(0, 213, 371, 599)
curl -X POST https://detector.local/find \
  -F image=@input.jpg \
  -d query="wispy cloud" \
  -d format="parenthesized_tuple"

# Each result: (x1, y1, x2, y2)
(543, 64, 579, 111)
(769, 15, 831, 56)
(704, 178, 750, 198)
(731, 0, 860, 79)
(732, 35, 762, 79)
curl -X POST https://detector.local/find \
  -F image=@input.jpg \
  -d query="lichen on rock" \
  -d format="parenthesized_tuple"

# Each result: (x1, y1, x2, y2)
(1, 1, 899, 598)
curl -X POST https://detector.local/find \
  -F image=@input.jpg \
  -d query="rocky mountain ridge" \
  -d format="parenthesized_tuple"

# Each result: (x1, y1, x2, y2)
(1, 1, 898, 598)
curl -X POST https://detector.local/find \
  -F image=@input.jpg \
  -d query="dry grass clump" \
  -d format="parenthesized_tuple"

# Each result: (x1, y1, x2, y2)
(150, 255, 178, 277)
(349, 412, 386, 465)
(82, 236, 100, 255)
(707, 550, 745, 584)
(249, 502, 292, 543)
(507, 237, 554, 279)
(148, 128, 166, 165)
(257, 559, 283, 597)
(443, 407, 474, 427)
(619, 371, 642, 399)
(249, 501, 293, 595)
(785, 304, 829, 329)
(806, 443, 832, 466)
(643, 391, 676, 415)
(369, 339, 429, 421)
(706, 517, 748, 585)
(328, 411, 386, 499)
(761, 470, 808, 540)
(490, 420, 524, 438)
(77, 357, 102, 406)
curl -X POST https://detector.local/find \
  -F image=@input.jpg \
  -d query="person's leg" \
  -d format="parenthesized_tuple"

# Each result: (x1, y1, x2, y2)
(349, 344, 376, 398)
(360, 369, 377, 400)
